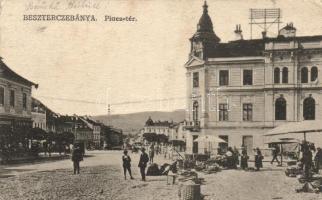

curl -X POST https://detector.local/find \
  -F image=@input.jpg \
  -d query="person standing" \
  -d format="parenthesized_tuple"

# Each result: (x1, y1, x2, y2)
(122, 150, 134, 180)
(138, 147, 149, 181)
(72, 145, 83, 174)
(314, 147, 322, 173)
(240, 149, 249, 170)
(271, 144, 280, 165)
(149, 144, 155, 164)
(302, 147, 313, 178)
(255, 147, 263, 171)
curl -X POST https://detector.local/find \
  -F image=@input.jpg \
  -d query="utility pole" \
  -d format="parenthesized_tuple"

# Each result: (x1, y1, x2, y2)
(107, 104, 111, 127)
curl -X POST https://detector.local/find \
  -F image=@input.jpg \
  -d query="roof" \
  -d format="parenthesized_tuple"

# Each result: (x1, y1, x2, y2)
(205, 34, 322, 58)
(267, 35, 322, 42)
(207, 39, 264, 58)
(0, 57, 37, 87)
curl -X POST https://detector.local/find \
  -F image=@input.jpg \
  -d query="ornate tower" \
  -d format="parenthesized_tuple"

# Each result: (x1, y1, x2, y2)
(190, 1, 221, 60)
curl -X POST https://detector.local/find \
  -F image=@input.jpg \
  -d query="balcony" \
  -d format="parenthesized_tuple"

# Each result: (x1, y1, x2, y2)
(183, 120, 201, 132)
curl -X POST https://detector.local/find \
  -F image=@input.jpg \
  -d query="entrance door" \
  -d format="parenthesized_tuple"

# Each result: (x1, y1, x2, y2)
(192, 135, 198, 154)
(242, 136, 253, 155)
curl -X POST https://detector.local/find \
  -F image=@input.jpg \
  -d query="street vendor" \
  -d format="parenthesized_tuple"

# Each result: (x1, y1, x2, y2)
(254, 147, 263, 171)
(225, 147, 237, 169)
(240, 149, 249, 170)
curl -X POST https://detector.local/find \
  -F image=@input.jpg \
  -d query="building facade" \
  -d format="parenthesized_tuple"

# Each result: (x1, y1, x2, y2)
(0, 57, 37, 142)
(142, 117, 177, 137)
(185, 2, 322, 154)
(31, 98, 47, 131)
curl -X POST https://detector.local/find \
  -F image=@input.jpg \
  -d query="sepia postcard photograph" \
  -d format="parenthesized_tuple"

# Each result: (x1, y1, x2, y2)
(1, 0, 322, 199)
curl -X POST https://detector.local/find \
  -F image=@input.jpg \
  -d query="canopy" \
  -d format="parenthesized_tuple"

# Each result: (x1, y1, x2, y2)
(264, 137, 301, 144)
(264, 120, 322, 140)
(194, 135, 227, 143)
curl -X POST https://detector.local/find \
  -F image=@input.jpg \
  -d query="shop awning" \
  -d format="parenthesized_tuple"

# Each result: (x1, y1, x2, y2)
(264, 120, 322, 141)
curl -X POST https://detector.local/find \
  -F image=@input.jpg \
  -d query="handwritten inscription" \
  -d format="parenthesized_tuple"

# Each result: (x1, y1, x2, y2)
(25, 0, 101, 11)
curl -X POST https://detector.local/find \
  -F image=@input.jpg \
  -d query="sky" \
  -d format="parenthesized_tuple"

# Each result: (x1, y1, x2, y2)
(0, 0, 322, 115)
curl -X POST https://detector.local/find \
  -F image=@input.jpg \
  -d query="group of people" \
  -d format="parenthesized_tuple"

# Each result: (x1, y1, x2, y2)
(71, 145, 151, 181)
(123, 148, 149, 181)
(224, 146, 264, 171)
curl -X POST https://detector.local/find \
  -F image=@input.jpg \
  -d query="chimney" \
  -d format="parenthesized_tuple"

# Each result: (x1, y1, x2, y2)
(234, 24, 243, 40)
(262, 31, 267, 39)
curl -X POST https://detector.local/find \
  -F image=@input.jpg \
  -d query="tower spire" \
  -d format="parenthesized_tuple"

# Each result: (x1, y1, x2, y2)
(203, 1, 208, 14)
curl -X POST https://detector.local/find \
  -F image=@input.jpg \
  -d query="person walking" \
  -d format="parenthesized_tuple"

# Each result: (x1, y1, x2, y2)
(122, 150, 134, 180)
(255, 147, 264, 171)
(138, 147, 149, 181)
(240, 149, 249, 170)
(271, 144, 280, 165)
(72, 145, 83, 174)
(149, 144, 155, 164)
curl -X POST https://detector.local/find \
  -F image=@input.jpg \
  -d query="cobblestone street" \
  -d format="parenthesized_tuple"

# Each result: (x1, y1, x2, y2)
(0, 151, 321, 200)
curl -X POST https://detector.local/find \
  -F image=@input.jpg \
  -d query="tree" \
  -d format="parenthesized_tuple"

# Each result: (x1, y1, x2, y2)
(143, 132, 158, 143)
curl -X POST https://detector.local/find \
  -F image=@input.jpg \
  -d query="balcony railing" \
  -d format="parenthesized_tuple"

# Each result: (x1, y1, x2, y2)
(183, 120, 200, 132)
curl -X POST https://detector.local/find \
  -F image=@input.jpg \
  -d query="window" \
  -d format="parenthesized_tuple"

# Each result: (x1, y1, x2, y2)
(301, 67, 308, 83)
(303, 97, 315, 120)
(10, 90, 15, 107)
(23, 93, 27, 110)
(275, 97, 286, 120)
(243, 103, 253, 121)
(192, 101, 199, 121)
(219, 103, 228, 121)
(282, 67, 288, 83)
(274, 68, 280, 83)
(193, 72, 199, 88)
(0, 87, 4, 106)
(243, 70, 253, 85)
(311, 66, 318, 82)
(219, 70, 229, 86)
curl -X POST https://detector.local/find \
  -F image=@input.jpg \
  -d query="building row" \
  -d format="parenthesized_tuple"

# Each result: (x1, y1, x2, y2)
(0, 57, 122, 149)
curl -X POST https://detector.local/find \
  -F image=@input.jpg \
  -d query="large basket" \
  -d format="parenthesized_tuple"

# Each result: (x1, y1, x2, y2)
(178, 183, 201, 200)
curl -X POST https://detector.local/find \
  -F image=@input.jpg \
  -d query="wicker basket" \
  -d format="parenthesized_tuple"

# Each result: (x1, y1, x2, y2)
(178, 183, 201, 200)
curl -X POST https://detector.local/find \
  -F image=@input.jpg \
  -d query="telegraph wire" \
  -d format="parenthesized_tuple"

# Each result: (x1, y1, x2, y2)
(36, 95, 186, 106)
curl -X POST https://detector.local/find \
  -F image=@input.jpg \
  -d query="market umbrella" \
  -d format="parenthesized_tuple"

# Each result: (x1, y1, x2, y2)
(264, 120, 322, 141)
(194, 135, 227, 154)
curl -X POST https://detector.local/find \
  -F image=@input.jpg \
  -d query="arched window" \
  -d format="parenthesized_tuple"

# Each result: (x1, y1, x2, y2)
(275, 97, 286, 120)
(303, 97, 315, 120)
(274, 68, 280, 84)
(193, 101, 199, 121)
(301, 67, 308, 83)
(282, 67, 288, 83)
(311, 66, 318, 82)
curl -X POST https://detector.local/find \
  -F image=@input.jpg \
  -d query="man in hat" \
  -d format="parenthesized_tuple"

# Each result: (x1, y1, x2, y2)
(138, 147, 149, 181)
(71, 145, 83, 174)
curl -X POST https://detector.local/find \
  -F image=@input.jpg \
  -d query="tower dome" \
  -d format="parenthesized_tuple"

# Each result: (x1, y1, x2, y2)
(197, 1, 214, 33)
(192, 1, 220, 44)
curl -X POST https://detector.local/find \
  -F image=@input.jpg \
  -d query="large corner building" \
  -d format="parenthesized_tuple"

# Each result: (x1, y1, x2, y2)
(185, 2, 322, 155)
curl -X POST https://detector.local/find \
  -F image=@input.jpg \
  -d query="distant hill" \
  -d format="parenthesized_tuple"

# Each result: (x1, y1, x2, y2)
(93, 109, 185, 134)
